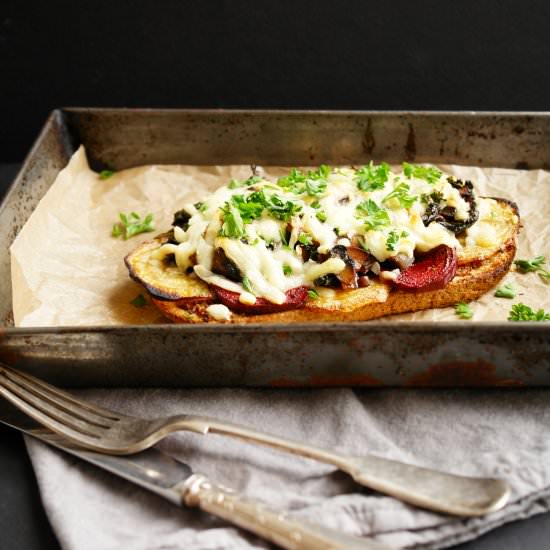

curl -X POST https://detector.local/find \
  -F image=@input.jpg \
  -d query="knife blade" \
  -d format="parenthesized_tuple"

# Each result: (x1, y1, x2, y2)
(0, 400, 388, 550)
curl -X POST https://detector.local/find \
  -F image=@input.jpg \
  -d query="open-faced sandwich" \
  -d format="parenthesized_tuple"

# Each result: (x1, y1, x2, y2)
(125, 162, 520, 323)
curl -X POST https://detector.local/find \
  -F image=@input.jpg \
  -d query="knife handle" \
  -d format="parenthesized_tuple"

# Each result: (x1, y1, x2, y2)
(180, 474, 387, 550)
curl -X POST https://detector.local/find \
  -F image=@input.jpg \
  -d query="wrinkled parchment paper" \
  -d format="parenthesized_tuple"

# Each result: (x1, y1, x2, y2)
(10, 147, 550, 326)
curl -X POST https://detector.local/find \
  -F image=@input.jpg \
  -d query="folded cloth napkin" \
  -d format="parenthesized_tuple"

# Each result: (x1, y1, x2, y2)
(25, 387, 550, 549)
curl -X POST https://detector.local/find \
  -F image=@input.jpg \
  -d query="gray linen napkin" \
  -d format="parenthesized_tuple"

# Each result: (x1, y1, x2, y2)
(24, 388, 550, 549)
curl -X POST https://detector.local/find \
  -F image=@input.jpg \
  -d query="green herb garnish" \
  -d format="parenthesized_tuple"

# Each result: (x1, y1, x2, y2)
(508, 303, 550, 321)
(228, 175, 263, 189)
(494, 283, 516, 299)
(403, 162, 442, 184)
(242, 276, 254, 294)
(386, 230, 409, 252)
(455, 302, 473, 319)
(112, 212, 155, 240)
(307, 289, 320, 300)
(355, 161, 390, 192)
(298, 233, 313, 246)
(315, 210, 327, 223)
(220, 201, 246, 239)
(99, 170, 115, 180)
(194, 201, 208, 212)
(382, 182, 417, 209)
(355, 199, 391, 231)
(283, 264, 292, 276)
(277, 166, 330, 196)
(514, 256, 550, 282)
(130, 293, 147, 307)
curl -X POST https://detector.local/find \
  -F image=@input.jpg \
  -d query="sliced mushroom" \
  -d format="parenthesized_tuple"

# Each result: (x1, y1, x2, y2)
(211, 247, 242, 282)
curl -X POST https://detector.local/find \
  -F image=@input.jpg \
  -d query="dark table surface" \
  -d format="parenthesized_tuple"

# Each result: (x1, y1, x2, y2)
(1, 162, 549, 550)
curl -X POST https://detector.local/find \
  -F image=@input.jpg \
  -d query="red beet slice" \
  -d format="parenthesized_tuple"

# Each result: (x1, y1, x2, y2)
(212, 285, 309, 314)
(394, 245, 457, 292)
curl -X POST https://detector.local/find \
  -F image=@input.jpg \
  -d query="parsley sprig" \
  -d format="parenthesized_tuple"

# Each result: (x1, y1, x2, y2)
(220, 190, 302, 239)
(382, 182, 417, 209)
(455, 302, 473, 319)
(355, 161, 390, 192)
(386, 230, 409, 252)
(494, 283, 516, 299)
(403, 163, 442, 184)
(99, 170, 115, 180)
(228, 175, 263, 189)
(355, 200, 391, 231)
(514, 256, 550, 282)
(508, 303, 550, 321)
(277, 166, 330, 197)
(112, 212, 155, 239)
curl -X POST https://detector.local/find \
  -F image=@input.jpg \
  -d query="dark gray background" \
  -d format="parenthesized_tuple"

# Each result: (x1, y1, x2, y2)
(2, 1, 550, 547)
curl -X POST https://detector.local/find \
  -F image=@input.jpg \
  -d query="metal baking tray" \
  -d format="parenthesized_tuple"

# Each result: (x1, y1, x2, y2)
(1, 108, 549, 387)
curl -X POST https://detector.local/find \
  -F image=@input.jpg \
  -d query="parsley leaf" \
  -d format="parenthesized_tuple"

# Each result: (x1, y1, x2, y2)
(403, 163, 442, 184)
(112, 212, 155, 240)
(99, 170, 115, 180)
(494, 283, 516, 299)
(277, 166, 330, 196)
(242, 276, 254, 294)
(130, 293, 147, 307)
(420, 190, 444, 205)
(283, 264, 292, 276)
(455, 302, 473, 319)
(508, 303, 550, 321)
(315, 209, 327, 223)
(228, 175, 263, 189)
(514, 255, 550, 282)
(220, 201, 246, 239)
(382, 182, 417, 209)
(307, 289, 320, 300)
(355, 200, 391, 231)
(194, 201, 208, 212)
(355, 161, 390, 192)
(386, 230, 409, 252)
(298, 233, 313, 246)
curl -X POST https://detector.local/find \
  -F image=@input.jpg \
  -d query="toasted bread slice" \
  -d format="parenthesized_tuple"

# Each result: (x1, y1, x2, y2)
(132, 197, 519, 323)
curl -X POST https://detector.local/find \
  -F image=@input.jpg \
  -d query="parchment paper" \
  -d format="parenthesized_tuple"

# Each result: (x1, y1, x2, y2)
(10, 147, 550, 326)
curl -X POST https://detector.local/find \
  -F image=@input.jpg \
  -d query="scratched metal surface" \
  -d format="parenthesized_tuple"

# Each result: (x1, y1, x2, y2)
(0, 109, 549, 387)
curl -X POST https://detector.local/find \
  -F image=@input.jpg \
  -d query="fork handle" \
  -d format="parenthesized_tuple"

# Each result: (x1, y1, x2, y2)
(181, 415, 509, 517)
(180, 474, 387, 550)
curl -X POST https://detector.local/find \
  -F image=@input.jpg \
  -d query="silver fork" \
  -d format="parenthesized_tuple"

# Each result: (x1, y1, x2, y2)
(0, 363, 510, 517)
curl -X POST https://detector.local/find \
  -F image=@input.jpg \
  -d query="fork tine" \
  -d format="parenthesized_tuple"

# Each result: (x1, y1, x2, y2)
(0, 364, 120, 422)
(0, 376, 106, 441)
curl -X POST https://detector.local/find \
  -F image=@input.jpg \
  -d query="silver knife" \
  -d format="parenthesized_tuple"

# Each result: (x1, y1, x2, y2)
(0, 400, 388, 550)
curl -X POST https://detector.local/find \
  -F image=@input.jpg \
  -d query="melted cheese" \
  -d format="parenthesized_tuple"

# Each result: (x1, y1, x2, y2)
(206, 304, 232, 321)
(155, 164, 475, 304)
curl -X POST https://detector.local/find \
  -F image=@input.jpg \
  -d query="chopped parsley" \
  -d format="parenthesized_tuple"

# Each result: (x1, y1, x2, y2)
(455, 302, 473, 319)
(494, 283, 516, 299)
(277, 165, 330, 197)
(514, 255, 550, 282)
(355, 200, 391, 231)
(99, 170, 115, 180)
(220, 201, 246, 238)
(298, 233, 313, 246)
(242, 276, 254, 294)
(403, 162, 442, 184)
(283, 264, 292, 276)
(315, 210, 327, 223)
(220, 190, 302, 238)
(382, 182, 417, 209)
(307, 289, 320, 300)
(228, 175, 263, 189)
(355, 161, 390, 192)
(112, 212, 155, 240)
(386, 230, 409, 252)
(194, 201, 208, 212)
(130, 293, 147, 307)
(508, 303, 550, 321)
